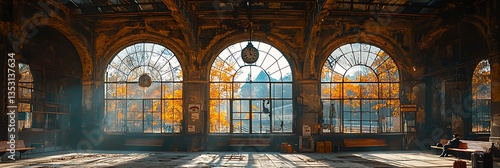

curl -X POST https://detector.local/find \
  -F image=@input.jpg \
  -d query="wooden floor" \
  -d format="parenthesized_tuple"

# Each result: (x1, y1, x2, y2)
(1, 150, 500, 167)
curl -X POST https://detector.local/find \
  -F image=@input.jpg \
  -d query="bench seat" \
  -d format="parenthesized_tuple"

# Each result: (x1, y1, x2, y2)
(430, 139, 493, 154)
(124, 138, 164, 147)
(229, 138, 271, 147)
(344, 138, 388, 148)
(0, 140, 35, 159)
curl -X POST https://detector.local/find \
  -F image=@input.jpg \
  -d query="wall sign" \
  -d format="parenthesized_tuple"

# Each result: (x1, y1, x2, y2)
(188, 125, 195, 132)
(188, 104, 200, 113)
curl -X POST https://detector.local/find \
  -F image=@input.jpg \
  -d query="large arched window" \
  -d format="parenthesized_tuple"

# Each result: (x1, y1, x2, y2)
(472, 59, 490, 133)
(210, 41, 293, 134)
(105, 43, 182, 133)
(321, 43, 400, 133)
(18, 63, 33, 130)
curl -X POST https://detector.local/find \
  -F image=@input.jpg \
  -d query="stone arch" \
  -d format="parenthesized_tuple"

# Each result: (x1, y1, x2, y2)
(317, 32, 410, 80)
(98, 33, 188, 81)
(424, 22, 490, 75)
(203, 31, 300, 80)
(18, 18, 93, 81)
(416, 17, 491, 70)
(424, 17, 492, 54)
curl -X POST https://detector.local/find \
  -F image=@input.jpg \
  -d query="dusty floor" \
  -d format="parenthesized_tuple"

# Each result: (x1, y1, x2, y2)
(1, 150, 500, 167)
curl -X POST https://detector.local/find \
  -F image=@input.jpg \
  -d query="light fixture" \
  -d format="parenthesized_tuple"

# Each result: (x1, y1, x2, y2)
(241, 0, 259, 64)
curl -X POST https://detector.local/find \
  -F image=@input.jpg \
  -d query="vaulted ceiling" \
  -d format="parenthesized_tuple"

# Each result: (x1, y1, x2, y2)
(65, 0, 451, 20)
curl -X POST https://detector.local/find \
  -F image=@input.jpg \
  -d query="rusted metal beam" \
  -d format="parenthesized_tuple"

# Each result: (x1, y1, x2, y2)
(187, 0, 315, 3)
(195, 9, 307, 15)
(328, 10, 439, 18)
(196, 14, 306, 20)
(162, 0, 196, 29)
(303, 0, 337, 78)
(74, 11, 175, 19)
(162, 0, 197, 48)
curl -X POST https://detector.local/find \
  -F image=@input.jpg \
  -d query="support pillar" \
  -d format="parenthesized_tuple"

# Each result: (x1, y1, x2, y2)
(1, 41, 7, 140)
(490, 54, 500, 148)
(413, 83, 427, 142)
(183, 80, 207, 151)
(296, 80, 322, 136)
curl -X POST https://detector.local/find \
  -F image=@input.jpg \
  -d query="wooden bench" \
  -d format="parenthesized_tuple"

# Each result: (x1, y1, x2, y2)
(229, 138, 271, 147)
(0, 140, 35, 159)
(430, 139, 493, 154)
(344, 138, 388, 148)
(124, 138, 164, 147)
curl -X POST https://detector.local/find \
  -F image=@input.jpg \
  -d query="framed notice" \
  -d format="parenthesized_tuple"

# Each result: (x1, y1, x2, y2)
(191, 113, 199, 120)
(188, 125, 195, 132)
(188, 104, 200, 113)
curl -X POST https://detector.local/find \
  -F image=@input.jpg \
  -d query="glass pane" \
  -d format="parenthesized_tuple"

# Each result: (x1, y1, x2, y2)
(144, 100, 154, 133)
(126, 83, 141, 99)
(273, 100, 292, 133)
(321, 83, 342, 99)
(390, 83, 399, 98)
(105, 100, 117, 132)
(144, 83, 162, 99)
(233, 83, 244, 98)
(106, 83, 117, 98)
(162, 100, 182, 133)
(272, 83, 292, 98)
(379, 83, 391, 98)
(252, 113, 266, 133)
(321, 100, 341, 133)
(361, 83, 378, 98)
(248, 83, 270, 99)
(209, 100, 230, 133)
(343, 83, 360, 99)
(233, 120, 249, 133)
(19, 84, 33, 100)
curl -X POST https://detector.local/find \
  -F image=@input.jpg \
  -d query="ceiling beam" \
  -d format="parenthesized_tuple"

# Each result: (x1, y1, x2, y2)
(162, 0, 197, 48)
(197, 14, 306, 20)
(73, 11, 175, 19)
(187, 0, 315, 3)
(195, 9, 307, 15)
(328, 10, 439, 18)
(303, 0, 337, 78)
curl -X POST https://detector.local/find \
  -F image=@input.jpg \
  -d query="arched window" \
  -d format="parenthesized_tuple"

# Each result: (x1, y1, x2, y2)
(210, 41, 293, 134)
(472, 59, 490, 132)
(18, 63, 33, 130)
(105, 43, 182, 133)
(321, 43, 400, 133)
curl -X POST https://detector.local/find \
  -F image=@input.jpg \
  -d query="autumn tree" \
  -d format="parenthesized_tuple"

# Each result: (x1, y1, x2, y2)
(209, 59, 242, 133)
(472, 60, 491, 99)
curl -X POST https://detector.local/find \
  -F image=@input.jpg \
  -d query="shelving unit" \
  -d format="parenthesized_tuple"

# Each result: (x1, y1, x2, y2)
(18, 87, 70, 153)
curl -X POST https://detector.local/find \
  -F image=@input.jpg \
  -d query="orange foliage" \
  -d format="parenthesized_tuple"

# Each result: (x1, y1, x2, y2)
(321, 51, 401, 116)
(472, 60, 491, 99)
(209, 59, 242, 132)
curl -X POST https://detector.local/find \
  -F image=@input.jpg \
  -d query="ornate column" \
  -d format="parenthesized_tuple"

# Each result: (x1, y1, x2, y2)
(1, 40, 7, 140)
(488, 0, 500, 149)
(183, 80, 207, 151)
(1, 0, 14, 141)
(490, 53, 500, 147)
(296, 80, 322, 136)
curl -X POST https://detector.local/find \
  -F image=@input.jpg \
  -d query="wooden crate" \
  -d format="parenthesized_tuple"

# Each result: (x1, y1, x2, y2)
(316, 141, 325, 153)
